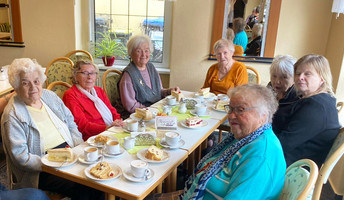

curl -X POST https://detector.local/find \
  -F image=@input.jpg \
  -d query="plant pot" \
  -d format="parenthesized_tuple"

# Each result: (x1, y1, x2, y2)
(102, 56, 115, 66)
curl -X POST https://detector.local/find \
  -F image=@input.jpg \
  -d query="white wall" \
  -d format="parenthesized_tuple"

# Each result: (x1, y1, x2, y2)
(0, 0, 75, 67)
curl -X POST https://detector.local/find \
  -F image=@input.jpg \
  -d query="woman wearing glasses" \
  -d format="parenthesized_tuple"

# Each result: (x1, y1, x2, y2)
(149, 84, 286, 199)
(63, 60, 122, 140)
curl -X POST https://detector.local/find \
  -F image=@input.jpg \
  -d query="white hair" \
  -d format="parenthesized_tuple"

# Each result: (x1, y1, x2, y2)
(127, 34, 154, 57)
(270, 55, 296, 78)
(8, 58, 46, 90)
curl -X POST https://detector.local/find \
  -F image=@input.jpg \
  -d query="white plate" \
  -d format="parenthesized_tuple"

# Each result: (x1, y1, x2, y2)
(204, 92, 216, 100)
(78, 155, 102, 165)
(136, 148, 170, 163)
(189, 110, 210, 117)
(180, 120, 208, 129)
(212, 106, 227, 113)
(84, 162, 122, 181)
(123, 168, 154, 183)
(41, 154, 78, 168)
(87, 135, 117, 147)
(159, 138, 185, 149)
(103, 147, 125, 158)
(130, 107, 159, 122)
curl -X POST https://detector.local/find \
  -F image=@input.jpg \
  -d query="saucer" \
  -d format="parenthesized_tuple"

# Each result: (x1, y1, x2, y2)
(78, 155, 102, 165)
(123, 168, 154, 183)
(103, 147, 125, 158)
(190, 110, 210, 117)
(159, 138, 185, 149)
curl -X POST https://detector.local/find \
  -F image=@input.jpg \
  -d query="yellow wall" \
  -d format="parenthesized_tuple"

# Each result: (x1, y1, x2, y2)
(0, 0, 75, 67)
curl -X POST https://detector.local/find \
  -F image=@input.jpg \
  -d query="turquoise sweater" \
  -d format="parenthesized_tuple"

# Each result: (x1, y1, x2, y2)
(185, 128, 286, 200)
(233, 31, 248, 52)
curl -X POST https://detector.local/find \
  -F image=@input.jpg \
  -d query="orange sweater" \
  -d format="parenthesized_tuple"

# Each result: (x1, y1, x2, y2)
(202, 62, 248, 95)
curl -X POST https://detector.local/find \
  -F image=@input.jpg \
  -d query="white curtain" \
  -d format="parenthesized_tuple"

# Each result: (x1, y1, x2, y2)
(332, 0, 344, 18)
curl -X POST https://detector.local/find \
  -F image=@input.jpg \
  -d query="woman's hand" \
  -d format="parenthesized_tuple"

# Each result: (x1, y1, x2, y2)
(106, 119, 124, 130)
(171, 87, 180, 93)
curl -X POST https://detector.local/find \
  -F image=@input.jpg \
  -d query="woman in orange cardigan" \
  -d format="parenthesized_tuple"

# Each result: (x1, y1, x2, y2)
(203, 39, 248, 95)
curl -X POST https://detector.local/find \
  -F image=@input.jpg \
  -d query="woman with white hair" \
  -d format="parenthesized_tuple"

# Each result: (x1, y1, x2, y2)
(203, 38, 248, 95)
(1, 58, 103, 199)
(245, 23, 263, 56)
(148, 84, 286, 199)
(276, 54, 340, 167)
(269, 55, 300, 133)
(119, 34, 180, 113)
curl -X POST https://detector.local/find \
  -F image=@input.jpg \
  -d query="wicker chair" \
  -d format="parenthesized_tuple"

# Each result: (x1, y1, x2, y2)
(279, 159, 319, 200)
(102, 69, 129, 119)
(246, 66, 260, 84)
(312, 127, 344, 200)
(47, 81, 72, 99)
(45, 57, 74, 87)
(65, 50, 94, 63)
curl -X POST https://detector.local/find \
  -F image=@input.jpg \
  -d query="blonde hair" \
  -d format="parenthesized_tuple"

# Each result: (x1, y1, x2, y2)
(294, 54, 334, 96)
(226, 28, 235, 41)
(8, 58, 46, 90)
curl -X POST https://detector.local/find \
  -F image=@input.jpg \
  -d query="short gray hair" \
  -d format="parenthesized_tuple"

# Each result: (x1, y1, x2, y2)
(127, 34, 154, 57)
(227, 84, 278, 123)
(72, 60, 99, 84)
(8, 58, 46, 90)
(214, 39, 235, 54)
(252, 23, 263, 37)
(270, 55, 296, 78)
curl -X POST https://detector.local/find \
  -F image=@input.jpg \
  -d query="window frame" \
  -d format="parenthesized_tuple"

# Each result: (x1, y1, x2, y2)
(89, 0, 172, 69)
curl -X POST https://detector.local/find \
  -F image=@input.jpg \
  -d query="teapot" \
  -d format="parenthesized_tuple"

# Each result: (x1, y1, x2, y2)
(121, 136, 135, 150)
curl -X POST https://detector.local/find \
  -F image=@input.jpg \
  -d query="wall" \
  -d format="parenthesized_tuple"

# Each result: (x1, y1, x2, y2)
(0, 0, 75, 67)
(274, 0, 332, 58)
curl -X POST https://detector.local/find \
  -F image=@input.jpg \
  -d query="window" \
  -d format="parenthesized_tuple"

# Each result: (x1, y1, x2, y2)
(91, 0, 172, 68)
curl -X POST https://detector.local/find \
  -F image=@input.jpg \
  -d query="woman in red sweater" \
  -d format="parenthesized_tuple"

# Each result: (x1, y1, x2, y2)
(63, 60, 122, 140)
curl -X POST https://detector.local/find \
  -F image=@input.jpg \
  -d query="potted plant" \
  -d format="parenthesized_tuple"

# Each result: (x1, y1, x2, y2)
(93, 32, 127, 66)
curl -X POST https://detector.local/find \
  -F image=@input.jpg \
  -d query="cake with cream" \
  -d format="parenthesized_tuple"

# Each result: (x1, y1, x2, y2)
(94, 135, 110, 145)
(198, 87, 210, 97)
(185, 117, 203, 127)
(145, 145, 163, 161)
(171, 90, 184, 101)
(135, 108, 153, 121)
(90, 162, 115, 179)
(215, 100, 228, 111)
(47, 147, 73, 162)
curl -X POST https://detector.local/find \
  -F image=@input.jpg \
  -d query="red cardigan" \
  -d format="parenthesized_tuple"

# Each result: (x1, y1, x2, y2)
(63, 85, 121, 140)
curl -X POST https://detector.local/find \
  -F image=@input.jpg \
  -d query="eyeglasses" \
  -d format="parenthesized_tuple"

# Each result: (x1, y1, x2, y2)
(224, 105, 257, 115)
(77, 71, 98, 77)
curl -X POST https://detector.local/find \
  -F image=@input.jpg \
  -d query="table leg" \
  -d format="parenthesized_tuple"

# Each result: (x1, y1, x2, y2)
(165, 174, 172, 192)
(171, 168, 177, 192)
(106, 193, 115, 200)
(187, 151, 195, 175)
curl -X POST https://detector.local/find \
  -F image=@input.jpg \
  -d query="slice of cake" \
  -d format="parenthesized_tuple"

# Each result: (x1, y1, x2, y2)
(198, 87, 210, 97)
(90, 162, 115, 179)
(185, 117, 203, 127)
(215, 100, 228, 110)
(47, 147, 73, 162)
(145, 145, 163, 161)
(171, 90, 184, 102)
(94, 135, 110, 145)
(136, 108, 153, 121)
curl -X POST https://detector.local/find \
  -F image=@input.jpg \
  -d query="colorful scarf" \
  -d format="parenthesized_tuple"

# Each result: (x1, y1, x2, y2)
(181, 123, 272, 200)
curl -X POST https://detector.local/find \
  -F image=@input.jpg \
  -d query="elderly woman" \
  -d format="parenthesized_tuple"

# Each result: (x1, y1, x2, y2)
(203, 39, 248, 95)
(233, 18, 248, 51)
(268, 55, 299, 133)
(63, 60, 122, 140)
(1, 58, 102, 199)
(226, 28, 244, 56)
(149, 84, 286, 199)
(245, 23, 263, 56)
(119, 34, 180, 113)
(275, 54, 340, 167)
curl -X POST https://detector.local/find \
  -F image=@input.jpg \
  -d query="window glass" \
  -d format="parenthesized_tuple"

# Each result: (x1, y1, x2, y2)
(94, 0, 166, 64)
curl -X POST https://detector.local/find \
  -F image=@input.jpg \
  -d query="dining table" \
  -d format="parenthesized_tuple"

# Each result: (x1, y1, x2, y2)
(42, 90, 229, 200)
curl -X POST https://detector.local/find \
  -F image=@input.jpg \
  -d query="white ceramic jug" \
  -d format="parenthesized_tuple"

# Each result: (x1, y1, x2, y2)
(178, 102, 187, 114)
(121, 136, 135, 150)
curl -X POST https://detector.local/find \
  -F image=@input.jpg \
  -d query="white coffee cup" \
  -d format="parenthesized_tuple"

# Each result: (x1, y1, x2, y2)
(166, 96, 176, 105)
(126, 119, 138, 132)
(195, 104, 207, 116)
(105, 140, 120, 154)
(194, 93, 204, 104)
(165, 132, 181, 146)
(84, 146, 99, 162)
(217, 94, 229, 101)
(121, 136, 136, 150)
(131, 160, 149, 178)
